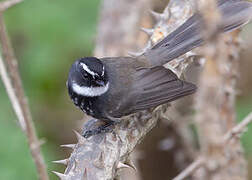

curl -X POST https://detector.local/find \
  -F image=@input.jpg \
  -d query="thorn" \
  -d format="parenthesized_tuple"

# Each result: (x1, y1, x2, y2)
(142, 41, 152, 52)
(83, 168, 88, 179)
(128, 51, 143, 57)
(185, 51, 197, 57)
(38, 138, 46, 146)
(150, 10, 163, 21)
(72, 159, 77, 171)
(140, 27, 154, 36)
(93, 152, 105, 169)
(117, 162, 131, 169)
(52, 159, 69, 165)
(73, 130, 85, 144)
(60, 144, 75, 149)
(125, 159, 137, 171)
(163, 6, 171, 20)
(52, 171, 67, 180)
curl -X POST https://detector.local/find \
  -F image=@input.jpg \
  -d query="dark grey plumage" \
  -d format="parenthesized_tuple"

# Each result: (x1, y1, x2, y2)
(67, 0, 252, 137)
(94, 57, 196, 119)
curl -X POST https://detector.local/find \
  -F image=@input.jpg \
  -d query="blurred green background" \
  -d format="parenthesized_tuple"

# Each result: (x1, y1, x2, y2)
(0, 0, 251, 179)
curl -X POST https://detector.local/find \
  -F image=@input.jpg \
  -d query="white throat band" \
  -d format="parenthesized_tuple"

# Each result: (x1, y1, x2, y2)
(72, 82, 109, 97)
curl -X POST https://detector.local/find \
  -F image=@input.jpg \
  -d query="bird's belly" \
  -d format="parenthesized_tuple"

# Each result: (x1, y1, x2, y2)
(80, 96, 113, 121)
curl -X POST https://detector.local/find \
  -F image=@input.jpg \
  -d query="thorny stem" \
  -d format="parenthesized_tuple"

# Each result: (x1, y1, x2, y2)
(193, 0, 247, 179)
(60, 0, 196, 179)
(57, 0, 251, 179)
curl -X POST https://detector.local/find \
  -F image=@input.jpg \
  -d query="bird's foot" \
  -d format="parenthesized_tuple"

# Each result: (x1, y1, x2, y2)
(82, 119, 117, 138)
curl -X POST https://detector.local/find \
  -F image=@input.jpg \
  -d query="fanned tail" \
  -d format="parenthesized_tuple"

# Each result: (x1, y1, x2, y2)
(144, 0, 252, 66)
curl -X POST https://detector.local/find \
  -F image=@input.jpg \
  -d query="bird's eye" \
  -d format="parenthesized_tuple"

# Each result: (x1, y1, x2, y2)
(94, 75, 99, 80)
(83, 72, 88, 78)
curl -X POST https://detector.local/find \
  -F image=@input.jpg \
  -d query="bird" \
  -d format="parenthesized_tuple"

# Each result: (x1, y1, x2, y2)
(67, 0, 252, 137)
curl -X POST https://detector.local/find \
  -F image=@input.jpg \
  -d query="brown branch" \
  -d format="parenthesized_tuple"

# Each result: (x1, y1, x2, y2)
(173, 157, 205, 180)
(0, 1, 49, 180)
(0, 0, 23, 12)
(224, 112, 252, 142)
(0, 50, 26, 129)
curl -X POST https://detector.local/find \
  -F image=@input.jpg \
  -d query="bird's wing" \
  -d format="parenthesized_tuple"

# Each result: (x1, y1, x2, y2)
(102, 58, 196, 118)
(129, 66, 196, 112)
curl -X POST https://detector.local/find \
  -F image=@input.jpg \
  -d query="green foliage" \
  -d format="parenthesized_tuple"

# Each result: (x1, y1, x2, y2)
(0, 0, 251, 179)
(0, 93, 36, 179)
(0, 0, 100, 179)
(237, 98, 252, 154)
(4, 0, 100, 101)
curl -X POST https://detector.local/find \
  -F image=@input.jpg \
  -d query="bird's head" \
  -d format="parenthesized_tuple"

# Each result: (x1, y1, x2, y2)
(67, 57, 109, 97)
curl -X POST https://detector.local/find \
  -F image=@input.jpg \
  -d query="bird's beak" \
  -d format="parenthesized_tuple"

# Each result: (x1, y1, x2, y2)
(95, 80, 105, 86)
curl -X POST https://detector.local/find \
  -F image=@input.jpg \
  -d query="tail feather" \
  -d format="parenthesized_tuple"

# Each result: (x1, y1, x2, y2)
(144, 0, 252, 66)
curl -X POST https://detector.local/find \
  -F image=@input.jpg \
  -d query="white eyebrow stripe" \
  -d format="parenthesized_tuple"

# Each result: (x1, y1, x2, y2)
(72, 82, 109, 97)
(102, 66, 105, 76)
(80, 63, 98, 77)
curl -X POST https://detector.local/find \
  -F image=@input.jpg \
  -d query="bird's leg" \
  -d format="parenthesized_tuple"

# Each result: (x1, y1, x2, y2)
(82, 119, 119, 138)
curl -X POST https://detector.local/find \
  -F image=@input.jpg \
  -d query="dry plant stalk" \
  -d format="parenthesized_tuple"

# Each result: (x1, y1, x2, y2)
(192, 0, 247, 179)
(0, 0, 22, 11)
(55, 0, 198, 179)
(173, 111, 252, 180)
(0, 0, 49, 179)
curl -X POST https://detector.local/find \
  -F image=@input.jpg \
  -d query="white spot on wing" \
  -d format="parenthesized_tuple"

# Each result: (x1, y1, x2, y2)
(72, 82, 109, 97)
(80, 63, 98, 77)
